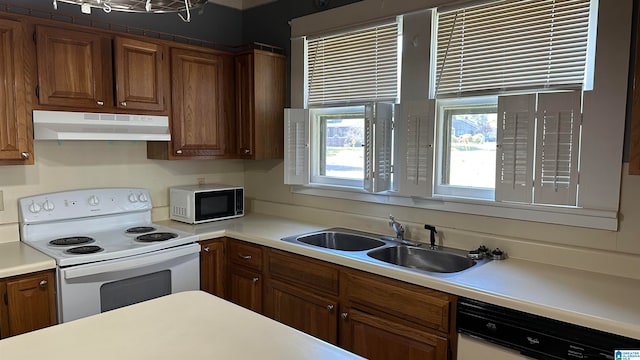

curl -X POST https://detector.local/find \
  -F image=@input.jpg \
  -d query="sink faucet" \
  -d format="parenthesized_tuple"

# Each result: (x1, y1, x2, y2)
(424, 224, 438, 249)
(389, 215, 405, 240)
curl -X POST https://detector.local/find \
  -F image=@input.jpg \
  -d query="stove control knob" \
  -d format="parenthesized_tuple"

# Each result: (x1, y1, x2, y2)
(88, 195, 100, 206)
(28, 201, 42, 214)
(42, 200, 55, 212)
(137, 193, 148, 202)
(128, 194, 138, 203)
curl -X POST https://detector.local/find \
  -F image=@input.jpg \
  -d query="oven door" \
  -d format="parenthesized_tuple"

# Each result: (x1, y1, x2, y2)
(57, 243, 200, 323)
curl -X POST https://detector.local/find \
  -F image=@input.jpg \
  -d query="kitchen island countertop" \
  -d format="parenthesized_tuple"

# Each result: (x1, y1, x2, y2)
(0, 290, 362, 360)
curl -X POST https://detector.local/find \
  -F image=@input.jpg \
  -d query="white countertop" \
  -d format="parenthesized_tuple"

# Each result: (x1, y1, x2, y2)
(158, 214, 640, 340)
(0, 242, 56, 278)
(0, 291, 361, 359)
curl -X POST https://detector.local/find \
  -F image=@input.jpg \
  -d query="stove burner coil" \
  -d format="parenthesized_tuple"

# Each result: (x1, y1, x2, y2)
(135, 232, 178, 242)
(49, 236, 95, 246)
(65, 245, 103, 254)
(126, 226, 156, 234)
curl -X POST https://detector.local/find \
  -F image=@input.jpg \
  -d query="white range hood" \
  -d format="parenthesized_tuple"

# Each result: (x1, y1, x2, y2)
(33, 110, 171, 141)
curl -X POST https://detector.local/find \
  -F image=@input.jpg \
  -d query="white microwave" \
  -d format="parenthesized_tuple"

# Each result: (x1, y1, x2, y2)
(169, 184, 244, 224)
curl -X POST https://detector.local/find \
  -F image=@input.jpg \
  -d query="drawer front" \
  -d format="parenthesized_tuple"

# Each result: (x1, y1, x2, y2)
(342, 270, 451, 333)
(268, 249, 339, 296)
(228, 240, 263, 270)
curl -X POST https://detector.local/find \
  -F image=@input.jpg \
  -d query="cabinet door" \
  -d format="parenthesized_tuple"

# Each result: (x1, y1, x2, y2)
(341, 308, 448, 360)
(235, 50, 286, 160)
(266, 280, 338, 345)
(228, 265, 262, 313)
(0, 19, 32, 164)
(2, 271, 56, 338)
(199, 239, 225, 298)
(170, 48, 234, 158)
(114, 37, 166, 112)
(36, 25, 110, 109)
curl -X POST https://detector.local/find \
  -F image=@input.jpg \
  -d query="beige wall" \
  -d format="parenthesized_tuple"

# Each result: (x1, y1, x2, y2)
(0, 141, 245, 243)
(244, 160, 640, 280)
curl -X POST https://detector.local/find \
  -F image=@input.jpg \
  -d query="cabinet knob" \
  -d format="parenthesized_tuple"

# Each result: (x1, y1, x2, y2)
(97, 100, 104, 106)
(326, 304, 334, 312)
(203, 246, 210, 252)
(176, 150, 183, 155)
(238, 254, 252, 260)
(120, 101, 127, 107)
(252, 277, 259, 283)
(341, 312, 349, 320)
(21, 152, 30, 160)
(39, 280, 48, 288)
(243, 148, 251, 154)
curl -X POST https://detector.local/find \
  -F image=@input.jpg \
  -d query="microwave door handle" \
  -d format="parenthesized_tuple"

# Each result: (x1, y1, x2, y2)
(63, 244, 200, 280)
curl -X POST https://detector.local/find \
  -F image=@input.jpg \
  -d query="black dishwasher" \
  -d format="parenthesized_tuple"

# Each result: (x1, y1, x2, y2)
(457, 297, 640, 359)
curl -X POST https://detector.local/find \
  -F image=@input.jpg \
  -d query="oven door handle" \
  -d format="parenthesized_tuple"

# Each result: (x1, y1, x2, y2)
(63, 244, 200, 280)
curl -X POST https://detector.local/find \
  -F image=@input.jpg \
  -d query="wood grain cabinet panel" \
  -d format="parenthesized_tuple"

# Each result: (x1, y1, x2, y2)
(228, 265, 262, 313)
(114, 37, 167, 112)
(148, 47, 235, 160)
(199, 238, 226, 298)
(235, 49, 286, 160)
(0, 270, 56, 338)
(0, 19, 32, 165)
(36, 25, 110, 109)
(341, 308, 448, 360)
(266, 279, 338, 345)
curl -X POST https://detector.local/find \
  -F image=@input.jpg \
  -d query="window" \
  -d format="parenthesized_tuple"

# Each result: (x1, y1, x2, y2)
(285, 20, 400, 192)
(432, 0, 592, 205)
(288, 1, 628, 230)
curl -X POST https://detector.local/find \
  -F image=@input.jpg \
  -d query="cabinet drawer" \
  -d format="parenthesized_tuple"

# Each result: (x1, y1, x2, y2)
(228, 240, 263, 270)
(342, 270, 452, 333)
(268, 249, 339, 296)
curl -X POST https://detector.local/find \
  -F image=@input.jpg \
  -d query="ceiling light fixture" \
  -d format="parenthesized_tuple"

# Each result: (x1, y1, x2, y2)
(52, 0, 207, 22)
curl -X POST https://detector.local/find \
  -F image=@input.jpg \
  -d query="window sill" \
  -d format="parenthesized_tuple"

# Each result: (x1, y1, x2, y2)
(289, 185, 618, 231)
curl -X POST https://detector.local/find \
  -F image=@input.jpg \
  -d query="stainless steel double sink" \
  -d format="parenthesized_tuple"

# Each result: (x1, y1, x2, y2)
(281, 228, 489, 276)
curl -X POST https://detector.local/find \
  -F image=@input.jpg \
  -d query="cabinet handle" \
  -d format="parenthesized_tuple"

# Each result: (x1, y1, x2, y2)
(21, 152, 30, 160)
(326, 304, 334, 312)
(243, 149, 251, 154)
(252, 277, 259, 283)
(97, 100, 104, 106)
(203, 247, 210, 252)
(176, 150, 183, 155)
(341, 312, 349, 320)
(39, 280, 48, 288)
(238, 253, 252, 260)
(120, 101, 127, 107)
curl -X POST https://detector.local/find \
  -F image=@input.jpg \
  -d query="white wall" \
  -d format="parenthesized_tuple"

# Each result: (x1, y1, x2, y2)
(0, 141, 245, 243)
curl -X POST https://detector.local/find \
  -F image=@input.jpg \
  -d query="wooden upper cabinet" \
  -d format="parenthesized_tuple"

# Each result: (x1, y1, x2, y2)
(114, 37, 167, 112)
(235, 50, 286, 160)
(152, 47, 235, 159)
(0, 19, 32, 165)
(36, 25, 111, 109)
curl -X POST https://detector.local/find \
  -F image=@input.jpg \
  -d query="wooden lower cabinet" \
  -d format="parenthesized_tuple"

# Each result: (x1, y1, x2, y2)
(199, 238, 226, 298)
(341, 308, 448, 360)
(0, 270, 56, 338)
(210, 241, 455, 359)
(265, 279, 338, 345)
(228, 265, 262, 313)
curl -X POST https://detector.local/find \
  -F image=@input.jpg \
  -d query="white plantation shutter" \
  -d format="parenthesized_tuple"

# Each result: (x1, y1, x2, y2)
(307, 21, 399, 106)
(436, 0, 591, 96)
(364, 103, 393, 193)
(284, 109, 310, 185)
(534, 92, 581, 205)
(495, 94, 536, 203)
(398, 100, 435, 197)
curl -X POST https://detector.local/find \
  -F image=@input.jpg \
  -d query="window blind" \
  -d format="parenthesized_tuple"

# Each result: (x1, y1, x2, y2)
(307, 21, 399, 106)
(436, 0, 591, 96)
